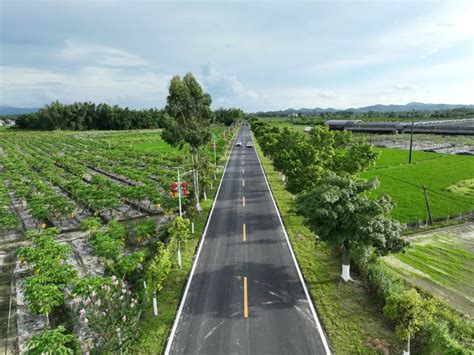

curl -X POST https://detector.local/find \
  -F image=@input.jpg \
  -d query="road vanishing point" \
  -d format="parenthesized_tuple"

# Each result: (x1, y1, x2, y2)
(166, 125, 330, 354)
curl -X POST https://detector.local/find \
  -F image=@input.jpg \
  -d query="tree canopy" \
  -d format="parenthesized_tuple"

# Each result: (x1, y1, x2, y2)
(161, 73, 213, 150)
(297, 172, 407, 280)
(14, 101, 163, 131)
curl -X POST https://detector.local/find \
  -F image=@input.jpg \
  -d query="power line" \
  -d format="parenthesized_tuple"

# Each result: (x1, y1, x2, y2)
(373, 170, 473, 207)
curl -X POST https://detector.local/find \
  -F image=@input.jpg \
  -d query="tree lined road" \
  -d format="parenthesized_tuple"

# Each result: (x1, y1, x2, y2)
(166, 125, 330, 354)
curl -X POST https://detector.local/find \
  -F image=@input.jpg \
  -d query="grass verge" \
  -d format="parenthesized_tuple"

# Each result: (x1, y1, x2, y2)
(254, 140, 402, 354)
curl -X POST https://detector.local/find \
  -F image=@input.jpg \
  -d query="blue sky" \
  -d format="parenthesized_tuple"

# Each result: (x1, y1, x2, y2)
(1, 0, 473, 111)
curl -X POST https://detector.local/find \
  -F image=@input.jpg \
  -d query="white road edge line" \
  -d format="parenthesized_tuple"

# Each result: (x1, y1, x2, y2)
(252, 132, 332, 355)
(164, 133, 238, 355)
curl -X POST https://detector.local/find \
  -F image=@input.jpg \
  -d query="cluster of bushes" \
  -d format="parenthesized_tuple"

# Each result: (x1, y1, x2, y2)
(18, 214, 196, 352)
(18, 228, 80, 353)
(356, 257, 473, 353)
(250, 117, 473, 353)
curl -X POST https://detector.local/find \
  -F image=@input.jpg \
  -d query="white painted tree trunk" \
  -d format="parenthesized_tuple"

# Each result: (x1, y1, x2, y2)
(203, 189, 207, 201)
(191, 152, 202, 213)
(341, 243, 352, 282)
(177, 243, 182, 268)
(191, 221, 195, 234)
(153, 295, 158, 316)
(403, 335, 411, 355)
(281, 174, 286, 182)
(341, 264, 351, 282)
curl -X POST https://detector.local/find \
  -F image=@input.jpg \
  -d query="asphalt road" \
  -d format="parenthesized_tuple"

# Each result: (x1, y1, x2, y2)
(167, 125, 330, 354)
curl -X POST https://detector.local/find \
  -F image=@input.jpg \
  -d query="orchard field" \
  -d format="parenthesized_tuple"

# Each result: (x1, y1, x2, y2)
(0, 126, 235, 353)
(0, 128, 228, 233)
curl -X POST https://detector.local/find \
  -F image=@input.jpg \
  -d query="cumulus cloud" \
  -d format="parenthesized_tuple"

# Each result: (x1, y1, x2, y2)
(200, 64, 259, 107)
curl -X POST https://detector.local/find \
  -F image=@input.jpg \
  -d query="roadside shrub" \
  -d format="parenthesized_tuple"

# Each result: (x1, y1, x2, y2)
(77, 276, 142, 353)
(26, 326, 79, 355)
(134, 219, 157, 243)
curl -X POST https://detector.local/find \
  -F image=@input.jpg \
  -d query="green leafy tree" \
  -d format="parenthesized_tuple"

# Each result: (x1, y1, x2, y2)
(135, 219, 157, 243)
(146, 242, 173, 316)
(90, 231, 124, 263)
(168, 217, 191, 268)
(384, 289, 435, 354)
(80, 216, 102, 235)
(161, 73, 213, 212)
(106, 219, 126, 242)
(113, 251, 146, 279)
(297, 172, 407, 281)
(333, 142, 379, 175)
(26, 326, 79, 355)
(24, 277, 64, 326)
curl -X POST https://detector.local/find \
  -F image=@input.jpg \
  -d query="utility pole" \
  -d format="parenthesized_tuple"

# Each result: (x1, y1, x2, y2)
(177, 168, 182, 217)
(212, 134, 217, 180)
(423, 185, 433, 225)
(408, 116, 415, 164)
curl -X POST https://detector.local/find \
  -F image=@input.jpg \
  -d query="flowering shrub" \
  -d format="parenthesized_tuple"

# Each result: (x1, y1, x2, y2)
(76, 276, 142, 352)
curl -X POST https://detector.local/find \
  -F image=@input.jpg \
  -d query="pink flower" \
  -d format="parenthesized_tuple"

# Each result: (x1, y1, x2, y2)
(95, 299, 101, 306)
(79, 308, 86, 317)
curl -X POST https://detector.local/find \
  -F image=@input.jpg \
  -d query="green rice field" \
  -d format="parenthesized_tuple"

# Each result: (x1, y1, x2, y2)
(361, 148, 474, 224)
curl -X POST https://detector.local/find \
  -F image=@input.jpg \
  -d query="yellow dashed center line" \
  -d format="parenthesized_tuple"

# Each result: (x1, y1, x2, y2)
(242, 179, 245, 187)
(243, 223, 246, 241)
(243, 277, 249, 318)
(243, 196, 246, 206)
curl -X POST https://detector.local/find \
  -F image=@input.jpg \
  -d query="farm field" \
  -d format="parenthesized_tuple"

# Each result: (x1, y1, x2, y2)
(0, 127, 235, 353)
(383, 223, 474, 316)
(361, 148, 474, 224)
(0, 129, 229, 232)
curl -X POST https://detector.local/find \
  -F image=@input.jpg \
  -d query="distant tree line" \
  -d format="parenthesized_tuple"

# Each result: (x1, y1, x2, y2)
(14, 101, 164, 131)
(214, 107, 245, 126)
(9, 101, 244, 131)
(256, 108, 474, 122)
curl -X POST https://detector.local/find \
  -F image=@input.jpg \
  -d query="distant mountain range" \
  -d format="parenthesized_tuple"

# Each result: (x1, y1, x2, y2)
(0, 106, 39, 115)
(255, 102, 474, 116)
(2, 102, 473, 117)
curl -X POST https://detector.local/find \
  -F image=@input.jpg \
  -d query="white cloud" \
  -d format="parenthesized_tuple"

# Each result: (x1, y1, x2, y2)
(0, 65, 170, 108)
(59, 40, 148, 67)
(200, 65, 259, 107)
